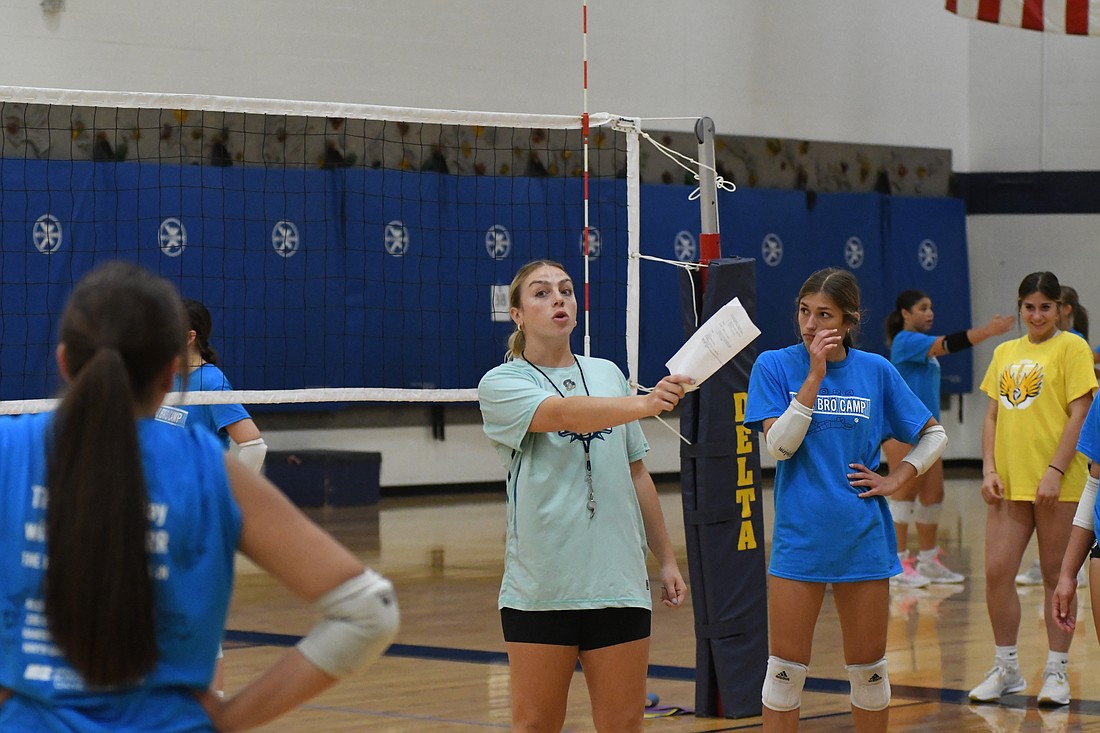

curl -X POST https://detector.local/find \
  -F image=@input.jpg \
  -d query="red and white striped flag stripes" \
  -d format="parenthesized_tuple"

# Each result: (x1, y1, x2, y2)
(947, 0, 1100, 35)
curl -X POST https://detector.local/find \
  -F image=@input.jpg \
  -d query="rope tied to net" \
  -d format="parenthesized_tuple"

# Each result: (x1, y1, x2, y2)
(632, 252, 707, 270)
(638, 129, 737, 200)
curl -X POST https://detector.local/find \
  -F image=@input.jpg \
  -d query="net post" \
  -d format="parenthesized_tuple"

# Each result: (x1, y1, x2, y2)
(614, 116, 642, 395)
(581, 0, 591, 358)
(681, 118, 767, 719)
(695, 116, 721, 287)
(678, 260, 767, 720)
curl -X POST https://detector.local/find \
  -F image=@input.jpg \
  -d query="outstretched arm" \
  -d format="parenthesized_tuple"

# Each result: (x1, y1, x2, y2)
(529, 374, 692, 435)
(926, 314, 1015, 358)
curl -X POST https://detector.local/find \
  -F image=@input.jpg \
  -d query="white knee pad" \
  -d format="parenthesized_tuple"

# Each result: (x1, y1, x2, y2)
(297, 569, 400, 678)
(888, 499, 915, 525)
(762, 655, 808, 712)
(914, 501, 943, 525)
(847, 657, 890, 711)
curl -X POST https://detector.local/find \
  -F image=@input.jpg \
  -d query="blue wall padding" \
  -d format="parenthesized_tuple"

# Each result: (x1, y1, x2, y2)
(0, 159, 969, 401)
(640, 186, 972, 392)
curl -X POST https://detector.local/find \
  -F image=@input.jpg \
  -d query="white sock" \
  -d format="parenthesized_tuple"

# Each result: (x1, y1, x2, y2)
(995, 645, 1019, 669)
(898, 550, 909, 562)
(918, 547, 939, 563)
(1046, 650, 1069, 670)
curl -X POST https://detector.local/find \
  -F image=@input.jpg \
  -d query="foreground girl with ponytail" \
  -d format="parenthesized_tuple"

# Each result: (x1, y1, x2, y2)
(0, 262, 398, 732)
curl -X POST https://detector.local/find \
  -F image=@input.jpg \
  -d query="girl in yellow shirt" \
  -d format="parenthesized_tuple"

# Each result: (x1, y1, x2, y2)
(969, 272, 1096, 707)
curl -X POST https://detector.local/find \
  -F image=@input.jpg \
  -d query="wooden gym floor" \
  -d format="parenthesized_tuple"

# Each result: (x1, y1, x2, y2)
(222, 468, 1100, 732)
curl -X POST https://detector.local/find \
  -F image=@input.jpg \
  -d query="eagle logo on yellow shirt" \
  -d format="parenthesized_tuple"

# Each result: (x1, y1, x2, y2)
(998, 359, 1043, 410)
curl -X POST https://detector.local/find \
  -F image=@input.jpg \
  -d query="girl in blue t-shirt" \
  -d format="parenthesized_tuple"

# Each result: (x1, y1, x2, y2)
(881, 289, 1013, 587)
(177, 299, 267, 471)
(0, 263, 398, 732)
(178, 299, 268, 695)
(746, 268, 945, 732)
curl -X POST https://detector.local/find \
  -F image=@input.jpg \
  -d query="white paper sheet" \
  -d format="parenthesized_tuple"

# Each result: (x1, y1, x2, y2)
(665, 297, 761, 391)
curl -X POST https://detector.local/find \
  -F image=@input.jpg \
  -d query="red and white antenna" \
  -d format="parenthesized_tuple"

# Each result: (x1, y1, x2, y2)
(581, 0, 591, 356)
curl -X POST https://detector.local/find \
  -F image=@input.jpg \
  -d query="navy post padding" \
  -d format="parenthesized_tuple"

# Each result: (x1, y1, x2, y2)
(680, 441, 737, 458)
(678, 258, 767, 719)
(682, 506, 745, 526)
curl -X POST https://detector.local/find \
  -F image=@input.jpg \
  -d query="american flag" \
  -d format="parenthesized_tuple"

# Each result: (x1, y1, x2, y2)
(947, 0, 1100, 35)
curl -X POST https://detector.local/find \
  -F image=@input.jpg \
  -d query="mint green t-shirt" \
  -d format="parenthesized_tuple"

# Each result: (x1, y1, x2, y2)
(478, 355, 652, 611)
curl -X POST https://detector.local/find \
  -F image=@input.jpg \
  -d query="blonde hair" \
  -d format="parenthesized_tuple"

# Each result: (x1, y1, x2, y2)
(505, 259, 568, 359)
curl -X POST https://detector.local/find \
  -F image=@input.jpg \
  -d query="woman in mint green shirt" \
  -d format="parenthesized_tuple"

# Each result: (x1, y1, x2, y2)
(478, 259, 691, 732)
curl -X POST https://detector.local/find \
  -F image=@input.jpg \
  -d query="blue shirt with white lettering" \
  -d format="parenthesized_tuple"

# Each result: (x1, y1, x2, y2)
(746, 345, 931, 582)
(890, 329, 941, 420)
(0, 412, 240, 732)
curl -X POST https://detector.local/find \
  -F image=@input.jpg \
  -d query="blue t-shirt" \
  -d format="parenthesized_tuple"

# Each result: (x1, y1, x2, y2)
(0, 413, 241, 732)
(1076, 397, 1100, 538)
(890, 330, 941, 420)
(745, 345, 931, 582)
(170, 364, 251, 449)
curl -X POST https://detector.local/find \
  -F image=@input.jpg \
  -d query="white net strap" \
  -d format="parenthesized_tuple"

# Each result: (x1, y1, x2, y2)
(0, 388, 480, 415)
(634, 252, 707, 270)
(0, 86, 617, 130)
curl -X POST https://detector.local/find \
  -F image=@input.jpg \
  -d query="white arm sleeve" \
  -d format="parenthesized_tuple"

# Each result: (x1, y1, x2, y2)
(296, 569, 400, 678)
(765, 399, 813, 461)
(900, 424, 948, 476)
(236, 437, 268, 473)
(1073, 475, 1099, 531)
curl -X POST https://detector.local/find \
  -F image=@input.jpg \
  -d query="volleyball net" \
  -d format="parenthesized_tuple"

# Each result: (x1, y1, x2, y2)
(0, 87, 673, 413)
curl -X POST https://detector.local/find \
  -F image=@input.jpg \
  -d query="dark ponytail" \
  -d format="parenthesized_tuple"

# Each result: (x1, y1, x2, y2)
(884, 289, 928, 347)
(182, 298, 219, 366)
(45, 262, 186, 687)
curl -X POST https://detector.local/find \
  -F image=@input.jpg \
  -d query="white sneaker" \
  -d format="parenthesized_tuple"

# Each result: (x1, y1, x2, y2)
(891, 555, 931, 588)
(1016, 561, 1043, 586)
(916, 550, 965, 583)
(969, 665, 1026, 702)
(1037, 664, 1070, 706)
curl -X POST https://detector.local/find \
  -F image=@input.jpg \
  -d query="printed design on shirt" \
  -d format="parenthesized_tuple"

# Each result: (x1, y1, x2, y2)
(155, 404, 188, 427)
(18, 485, 174, 690)
(557, 427, 613, 450)
(791, 389, 870, 433)
(998, 359, 1043, 410)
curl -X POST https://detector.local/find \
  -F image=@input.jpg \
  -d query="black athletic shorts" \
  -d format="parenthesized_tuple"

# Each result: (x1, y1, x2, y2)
(500, 607, 651, 651)
(1090, 539, 1100, 561)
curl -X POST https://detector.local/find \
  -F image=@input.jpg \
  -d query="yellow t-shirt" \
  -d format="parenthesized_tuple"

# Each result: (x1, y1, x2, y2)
(979, 331, 1097, 502)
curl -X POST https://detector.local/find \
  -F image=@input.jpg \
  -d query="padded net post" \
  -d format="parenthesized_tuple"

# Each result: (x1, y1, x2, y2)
(679, 260, 767, 718)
